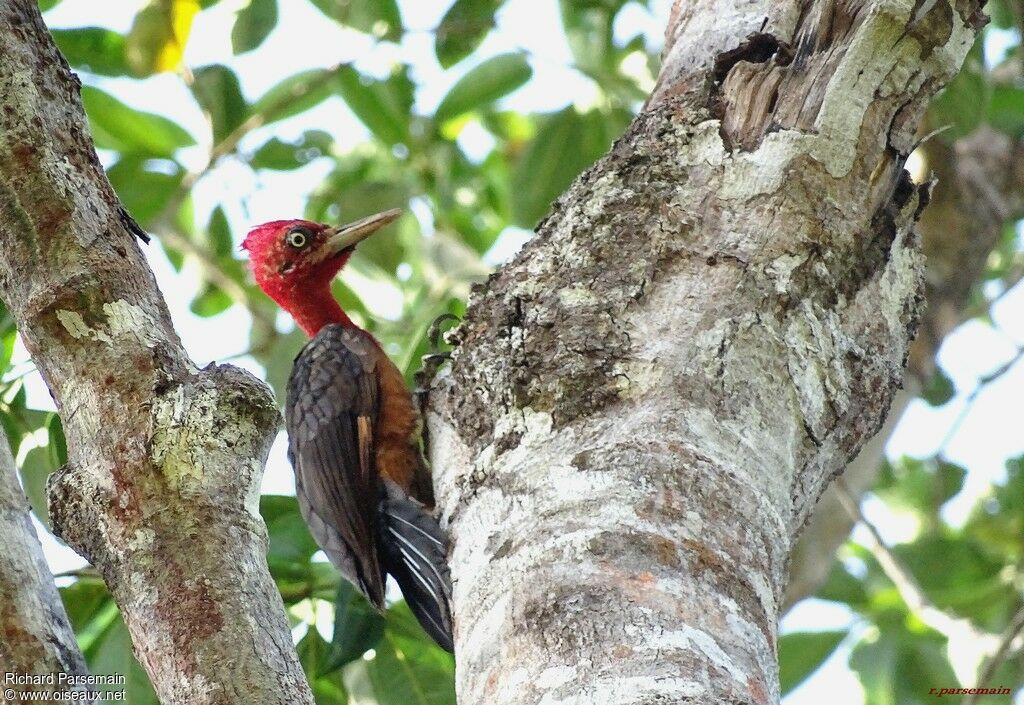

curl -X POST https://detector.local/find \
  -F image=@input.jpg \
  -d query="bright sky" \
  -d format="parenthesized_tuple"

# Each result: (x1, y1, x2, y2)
(19, 2, 1024, 703)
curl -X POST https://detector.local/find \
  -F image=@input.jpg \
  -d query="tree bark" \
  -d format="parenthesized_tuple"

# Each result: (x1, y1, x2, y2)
(426, 0, 984, 703)
(0, 428, 92, 701)
(0, 3, 312, 704)
(785, 126, 1024, 608)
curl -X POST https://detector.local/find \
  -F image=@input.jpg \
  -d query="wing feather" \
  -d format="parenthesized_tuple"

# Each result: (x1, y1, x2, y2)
(285, 324, 387, 607)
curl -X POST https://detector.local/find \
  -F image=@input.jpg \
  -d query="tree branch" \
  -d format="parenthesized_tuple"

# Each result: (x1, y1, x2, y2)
(0, 3, 311, 704)
(426, 0, 983, 701)
(967, 605, 1024, 705)
(833, 480, 997, 649)
(0, 427, 91, 699)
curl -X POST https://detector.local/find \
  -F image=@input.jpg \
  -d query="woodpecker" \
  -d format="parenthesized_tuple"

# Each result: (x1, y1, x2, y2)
(243, 209, 454, 652)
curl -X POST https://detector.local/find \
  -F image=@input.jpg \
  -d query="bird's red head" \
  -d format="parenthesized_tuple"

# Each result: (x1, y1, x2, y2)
(243, 209, 401, 337)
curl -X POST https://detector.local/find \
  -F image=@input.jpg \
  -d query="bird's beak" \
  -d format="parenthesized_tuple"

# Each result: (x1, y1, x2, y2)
(323, 208, 402, 255)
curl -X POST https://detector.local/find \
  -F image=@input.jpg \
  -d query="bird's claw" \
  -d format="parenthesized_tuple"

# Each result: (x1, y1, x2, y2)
(413, 315, 461, 418)
(421, 351, 452, 366)
(427, 313, 461, 354)
(415, 352, 452, 396)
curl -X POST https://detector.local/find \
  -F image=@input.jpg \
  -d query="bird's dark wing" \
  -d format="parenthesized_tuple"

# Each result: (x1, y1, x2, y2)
(285, 324, 386, 607)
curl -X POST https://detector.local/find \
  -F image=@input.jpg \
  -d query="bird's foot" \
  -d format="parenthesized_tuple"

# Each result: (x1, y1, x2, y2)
(427, 313, 461, 354)
(413, 314, 461, 416)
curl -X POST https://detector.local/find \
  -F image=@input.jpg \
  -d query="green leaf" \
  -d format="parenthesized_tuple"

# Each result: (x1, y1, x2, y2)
(984, 221, 1020, 281)
(929, 43, 987, 140)
(89, 612, 159, 705)
(779, 630, 847, 694)
(106, 157, 184, 227)
(19, 446, 53, 528)
(335, 65, 412, 145)
(850, 631, 899, 705)
(60, 580, 117, 648)
(0, 384, 49, 458)
(510, 106, 625, 227)
(0, 414, 19, 459)
(298, 626, 331, 671)
(260, 493, 302, 525)
(0, 322, 17, 378)
(480, 109, 534, 142)
(894, 639, 962, 705)
(934, 462, 968, 506)
(816, 561, 869, 607)
(1001, 456, 1024, 502)
(192, 65, 248, 145)
(190, 284, 233, 317)
(434, 53, 531, 123)
(344, 603, 456, 705)
(558, 0, 632, 75)
(298, 628, 350, 705)
(39, 0, 63, 11)
(921, 368, 954, 406)
(82, 86, 196, 157)
(988, 85, 1024, 138)
(47, 413, 67, 470)
(988, 0, 1015, 27)
(126, 0, 200, 75)
(232, 0, 278, 53)
(323, 582, 385, 672)
(308, 0, 402, 41)
(252, 69, 336, 125)
(259, 329, 309, 401)
(875, 457, 967, 517)
(51, 28, 130, 76)
(261, 494, 320, 567)
(207, 206, 233, 257)
(251, 131, 333, 170)
(435, 0, 502, 68)
(852, 628, 961, 705)
(894, 535, 1005, 620)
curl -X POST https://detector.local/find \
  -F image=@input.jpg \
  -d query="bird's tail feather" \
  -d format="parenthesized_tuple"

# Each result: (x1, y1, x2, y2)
(378, 480, 454, 652)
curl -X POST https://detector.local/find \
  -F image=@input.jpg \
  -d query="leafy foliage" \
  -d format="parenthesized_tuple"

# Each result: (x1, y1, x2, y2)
(434, 53, 532, 122)
(232, 0, 277, 54)
(60, 580, 159, 705)
(779, 630, 847, 694)
(81, 86, 196, 156)
(307, 0, 403, 41)
(191, 65, 248, 143)
(125, 0, 200, 75)
(435, 0, 504, 68)
(51, 28, 131, 76)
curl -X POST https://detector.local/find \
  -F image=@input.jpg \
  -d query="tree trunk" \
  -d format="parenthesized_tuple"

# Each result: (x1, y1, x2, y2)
(0, 3, 313, 704)
(786, 126, 1024, 607)
(0, 427, 92, 701)
(426, 0, 985, 703)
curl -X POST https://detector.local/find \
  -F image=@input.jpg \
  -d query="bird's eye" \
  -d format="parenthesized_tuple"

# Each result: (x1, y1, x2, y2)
(286, 228, 310, 249)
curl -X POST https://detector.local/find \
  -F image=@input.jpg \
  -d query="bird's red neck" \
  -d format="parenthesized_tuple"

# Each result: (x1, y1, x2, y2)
(256, 262, 359, 338)
(288, 286, 357, 338)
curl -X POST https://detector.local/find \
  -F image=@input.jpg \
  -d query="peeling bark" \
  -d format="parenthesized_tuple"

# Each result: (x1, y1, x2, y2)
(0, 428, 91, 700)
(786, 126, 1024, 608)
(427, 0, 984, 702)
(0, 3, 311, 704)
